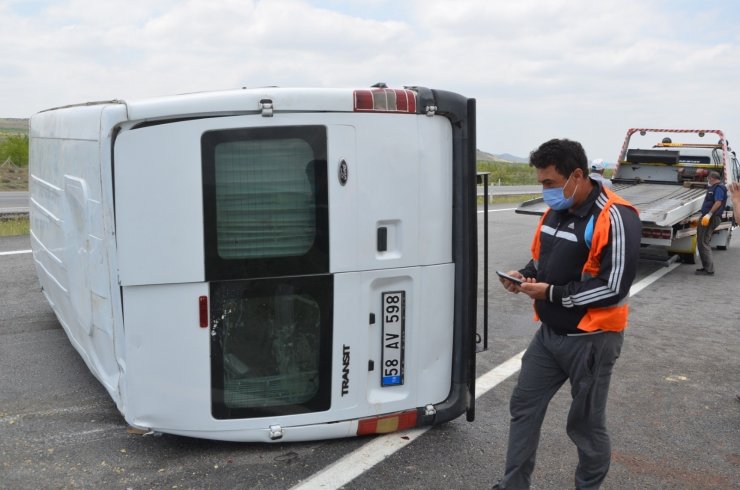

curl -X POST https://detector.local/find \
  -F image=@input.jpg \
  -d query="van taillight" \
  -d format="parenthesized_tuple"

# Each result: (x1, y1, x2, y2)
(199, 296, 208, 328)
(356, 409, 418, 435)
(354, 88, 417, 113)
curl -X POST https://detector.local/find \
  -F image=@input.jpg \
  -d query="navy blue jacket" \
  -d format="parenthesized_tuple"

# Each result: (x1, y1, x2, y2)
(701, 183, 727, 215)
(520, 181, 642, 334)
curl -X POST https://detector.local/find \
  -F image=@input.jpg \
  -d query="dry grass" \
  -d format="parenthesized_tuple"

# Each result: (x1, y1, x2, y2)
(0, 164, 28, 191)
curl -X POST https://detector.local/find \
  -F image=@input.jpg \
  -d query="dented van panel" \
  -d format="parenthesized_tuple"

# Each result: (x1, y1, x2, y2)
(29, 86, 477, 441)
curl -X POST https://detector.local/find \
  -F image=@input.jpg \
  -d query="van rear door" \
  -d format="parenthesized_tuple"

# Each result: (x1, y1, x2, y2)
(113, 89, 476, 435)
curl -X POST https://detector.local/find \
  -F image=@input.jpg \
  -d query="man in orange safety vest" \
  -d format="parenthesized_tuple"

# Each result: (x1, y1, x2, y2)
(493, 138, 641, 490)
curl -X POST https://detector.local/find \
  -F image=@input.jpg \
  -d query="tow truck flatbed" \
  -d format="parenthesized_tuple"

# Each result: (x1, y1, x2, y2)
(517, 128, 738, 262)
(515, 181, 706, 226)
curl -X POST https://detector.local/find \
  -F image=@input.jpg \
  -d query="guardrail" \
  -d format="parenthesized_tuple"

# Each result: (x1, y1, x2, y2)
(0, 207, 29, 218)
(476, 186, 541, 203)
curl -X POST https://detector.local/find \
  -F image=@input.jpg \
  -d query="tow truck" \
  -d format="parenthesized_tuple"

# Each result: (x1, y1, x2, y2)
(517, 129, 739, 264)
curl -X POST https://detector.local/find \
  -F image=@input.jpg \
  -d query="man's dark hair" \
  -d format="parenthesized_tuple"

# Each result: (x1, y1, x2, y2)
(529, 139, 588, 177)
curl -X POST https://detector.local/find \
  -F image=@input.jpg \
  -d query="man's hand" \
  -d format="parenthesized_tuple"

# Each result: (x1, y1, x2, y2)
(701, 213, 712, 226)
(498, 270, 524, 293)
(520, 281, 550, 300)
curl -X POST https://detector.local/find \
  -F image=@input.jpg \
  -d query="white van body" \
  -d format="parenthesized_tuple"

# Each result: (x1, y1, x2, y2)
(29, 86, 477, 442)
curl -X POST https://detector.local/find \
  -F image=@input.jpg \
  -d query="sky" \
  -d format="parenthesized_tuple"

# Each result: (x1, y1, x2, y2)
(1, 0, 739, 161)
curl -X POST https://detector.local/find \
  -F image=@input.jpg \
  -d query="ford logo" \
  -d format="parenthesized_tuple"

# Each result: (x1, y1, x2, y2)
(338, 159, 348, 186)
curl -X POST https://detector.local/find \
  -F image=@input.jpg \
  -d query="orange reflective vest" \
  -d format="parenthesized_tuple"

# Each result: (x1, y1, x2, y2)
(530, 187, 638, 332)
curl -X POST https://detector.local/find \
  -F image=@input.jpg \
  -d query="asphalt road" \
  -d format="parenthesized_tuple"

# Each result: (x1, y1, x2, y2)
(0, 191, 28, 211)
(1, 207, 738, 489)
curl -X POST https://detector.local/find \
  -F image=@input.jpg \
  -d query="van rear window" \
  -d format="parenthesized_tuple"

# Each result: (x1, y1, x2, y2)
(210, 275, 333, 419)
(214, 138, 316, 259)
(202, 126, 328, 280)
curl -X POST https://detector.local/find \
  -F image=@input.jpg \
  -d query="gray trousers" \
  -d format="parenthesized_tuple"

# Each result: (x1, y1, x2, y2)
(498, 324, 624, 490)
(697, 214, 721, 273)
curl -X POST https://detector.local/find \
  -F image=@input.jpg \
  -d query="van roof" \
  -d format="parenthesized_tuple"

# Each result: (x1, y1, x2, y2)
(38, 86, 425, 122)
(125, 87, 357, 121)
(32, 86, 427, 141)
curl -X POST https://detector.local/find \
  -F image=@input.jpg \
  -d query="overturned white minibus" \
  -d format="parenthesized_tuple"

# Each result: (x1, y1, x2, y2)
(29, 85, 478, 442)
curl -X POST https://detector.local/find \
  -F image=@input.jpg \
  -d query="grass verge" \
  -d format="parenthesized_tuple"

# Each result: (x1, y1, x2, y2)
(0, 215, 30, 236)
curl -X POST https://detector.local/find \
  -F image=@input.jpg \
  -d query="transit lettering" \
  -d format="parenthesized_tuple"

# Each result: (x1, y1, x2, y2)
(341, 344, 350, 396)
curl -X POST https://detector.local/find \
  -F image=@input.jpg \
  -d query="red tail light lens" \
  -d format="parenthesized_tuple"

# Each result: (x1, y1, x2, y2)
(199, 296, 208, 328)
(354, 88, 417, 113)
(357, 409, 418, 436)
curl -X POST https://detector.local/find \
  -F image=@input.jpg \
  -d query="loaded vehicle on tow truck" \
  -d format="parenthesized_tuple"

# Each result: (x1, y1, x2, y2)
(518, 128, 739, 264)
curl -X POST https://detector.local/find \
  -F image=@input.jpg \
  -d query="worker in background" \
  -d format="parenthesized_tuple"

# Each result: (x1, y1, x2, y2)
(589, 159, 612, 189)
(696, 170, 728, 276)
(493, 139, 641, 489)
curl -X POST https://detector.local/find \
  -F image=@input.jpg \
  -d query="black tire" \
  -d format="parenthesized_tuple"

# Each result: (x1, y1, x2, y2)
(679, 253, 696, 264)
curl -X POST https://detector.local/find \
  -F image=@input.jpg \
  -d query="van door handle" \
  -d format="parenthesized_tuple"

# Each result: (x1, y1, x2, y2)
(377, 227, 388, 252)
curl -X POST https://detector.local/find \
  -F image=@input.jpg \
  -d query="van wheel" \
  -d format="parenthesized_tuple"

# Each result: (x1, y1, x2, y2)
(679, 253, 695, 264)
(717, 245, 727, 250)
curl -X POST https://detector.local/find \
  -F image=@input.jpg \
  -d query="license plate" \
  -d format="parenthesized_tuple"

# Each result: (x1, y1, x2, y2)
(381, 291, 405, 387)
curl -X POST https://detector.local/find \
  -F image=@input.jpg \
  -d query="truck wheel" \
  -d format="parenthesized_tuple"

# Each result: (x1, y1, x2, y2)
(679, 253, 695, 264)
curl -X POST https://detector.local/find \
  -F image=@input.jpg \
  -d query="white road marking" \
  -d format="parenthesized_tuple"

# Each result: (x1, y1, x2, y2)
(478, 207, 517, 214)
(291, 425, 431, 490)
(474, 351, 525, 398)
(292, 261, 678, 490)
(0, 249, 32, 256)
(291, 351, 525, 490)
(628, 261, 680, 296)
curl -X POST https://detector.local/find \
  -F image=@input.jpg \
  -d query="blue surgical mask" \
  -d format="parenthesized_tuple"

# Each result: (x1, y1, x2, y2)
(542, 173, 578, 210)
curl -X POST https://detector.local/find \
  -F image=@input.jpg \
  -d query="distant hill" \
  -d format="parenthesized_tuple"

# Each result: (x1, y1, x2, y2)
(495, 152, 528, 163)
(0, 118, 28, 134)
(477, 149, 528, 164)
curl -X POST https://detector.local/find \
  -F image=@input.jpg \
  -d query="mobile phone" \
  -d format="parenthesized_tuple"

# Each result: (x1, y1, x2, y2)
(496, 270, 523, 285)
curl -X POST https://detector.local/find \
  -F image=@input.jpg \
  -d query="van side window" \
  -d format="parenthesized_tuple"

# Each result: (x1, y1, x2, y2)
(202, 126, 329, 280)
